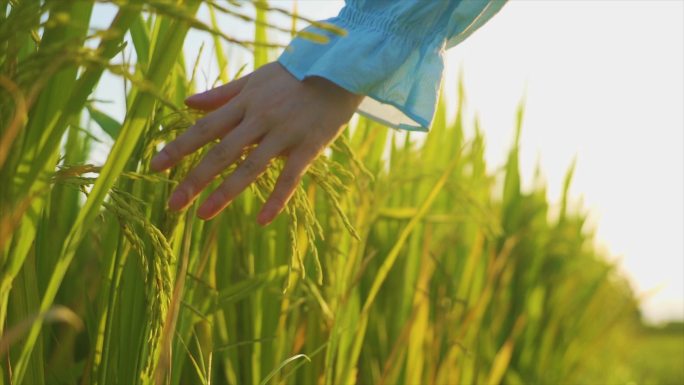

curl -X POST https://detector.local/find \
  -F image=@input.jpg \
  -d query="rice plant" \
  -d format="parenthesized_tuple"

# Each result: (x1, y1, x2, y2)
(0, 1, 645, 384)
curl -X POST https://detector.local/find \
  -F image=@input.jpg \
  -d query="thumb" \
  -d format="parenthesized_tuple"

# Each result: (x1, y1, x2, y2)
(185, 74, 250, 111)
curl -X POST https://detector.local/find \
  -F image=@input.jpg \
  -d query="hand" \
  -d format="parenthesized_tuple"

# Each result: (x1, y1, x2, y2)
(150, 62, 364, 225)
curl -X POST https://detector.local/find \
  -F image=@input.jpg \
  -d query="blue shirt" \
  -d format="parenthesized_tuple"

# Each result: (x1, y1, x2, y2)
(277, 0, 507, 132)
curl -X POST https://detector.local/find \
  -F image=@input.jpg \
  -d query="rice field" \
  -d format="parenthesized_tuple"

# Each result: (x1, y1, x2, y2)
(0, 1, 674, 385)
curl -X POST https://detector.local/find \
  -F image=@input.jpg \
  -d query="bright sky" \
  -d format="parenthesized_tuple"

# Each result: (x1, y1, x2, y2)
(439, 0, 684, 323)
(92, 1, 683, 323)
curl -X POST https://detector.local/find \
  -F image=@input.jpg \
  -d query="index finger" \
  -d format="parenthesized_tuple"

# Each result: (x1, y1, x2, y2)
(150, 100, 244, 172)
(185, 74, 250, 111)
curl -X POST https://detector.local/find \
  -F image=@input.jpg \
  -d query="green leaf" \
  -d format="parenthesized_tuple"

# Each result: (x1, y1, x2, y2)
(259, 354, 311, 385)
(130, 14, 151, 68)
(87, 106, 122, 140)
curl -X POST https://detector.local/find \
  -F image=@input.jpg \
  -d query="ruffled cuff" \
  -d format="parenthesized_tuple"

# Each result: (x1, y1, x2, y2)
(277, 4, 447, 132)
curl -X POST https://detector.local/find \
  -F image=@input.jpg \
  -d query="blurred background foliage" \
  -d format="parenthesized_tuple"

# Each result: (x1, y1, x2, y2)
(0, 1, 682, 384)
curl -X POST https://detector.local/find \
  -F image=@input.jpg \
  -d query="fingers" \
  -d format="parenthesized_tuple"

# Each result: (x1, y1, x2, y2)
(151, 101, 245, 172)
(167, 120, 265, 212)
(185, 75, 250, 111)
(196, 135, 286, 220)
(257, 147, 318, 226)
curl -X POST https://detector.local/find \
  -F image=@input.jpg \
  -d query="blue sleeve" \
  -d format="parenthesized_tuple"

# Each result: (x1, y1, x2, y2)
(277, 0, 507, 132)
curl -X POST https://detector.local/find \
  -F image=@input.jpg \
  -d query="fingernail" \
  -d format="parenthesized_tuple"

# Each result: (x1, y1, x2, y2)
(257, 211, 270, 226)
(151, 151, 170, 171)
(257, 207, 275, 226)
(197, 198, 217, 219)
(168, 190, 187, 211)
(185, 91, 206, 104)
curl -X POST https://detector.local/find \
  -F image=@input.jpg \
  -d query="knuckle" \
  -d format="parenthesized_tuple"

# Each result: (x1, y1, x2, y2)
(162, 142, 181, 159)
(238, 158, 260, 176)
(193, 118, 212, 138)
(256, 108, 281, 128)
(261, 111, 277, 126)
(213, 183, 232, 203)
(209, 143, 232, 163)
(244, 113, 269, 135)
(184, 172, 204, 191)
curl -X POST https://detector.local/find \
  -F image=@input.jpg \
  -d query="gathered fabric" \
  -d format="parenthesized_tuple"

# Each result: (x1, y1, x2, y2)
(277, 0, 507, 132)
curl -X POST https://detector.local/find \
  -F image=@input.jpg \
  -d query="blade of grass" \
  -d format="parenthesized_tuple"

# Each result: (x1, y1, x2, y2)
(11, 3, 201, 383)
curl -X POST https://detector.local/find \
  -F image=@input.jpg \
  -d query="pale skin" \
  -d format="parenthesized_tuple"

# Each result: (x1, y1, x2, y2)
(150, 62, 364, 226)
